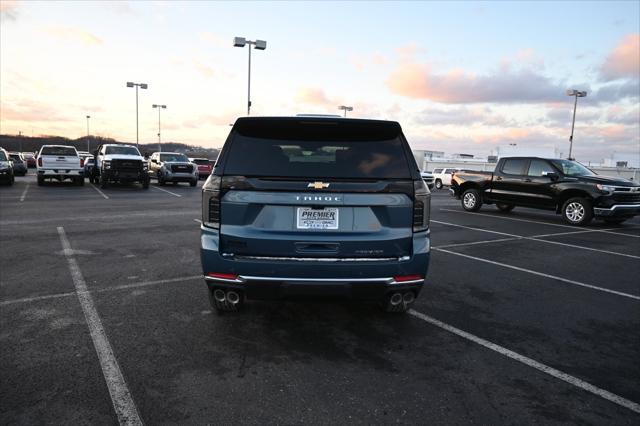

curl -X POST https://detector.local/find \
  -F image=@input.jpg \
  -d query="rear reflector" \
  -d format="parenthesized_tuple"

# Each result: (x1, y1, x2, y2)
(207, 272, 239, 280)
(393, 275, 423, 282)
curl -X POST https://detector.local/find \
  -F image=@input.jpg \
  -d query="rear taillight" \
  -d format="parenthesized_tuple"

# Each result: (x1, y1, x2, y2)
(393, 274, 423, 283)
(202, 174, 222, 229)
(80, 158, 85, 167)
(37, 157, 42, 167)
(413, 179, 431, 232)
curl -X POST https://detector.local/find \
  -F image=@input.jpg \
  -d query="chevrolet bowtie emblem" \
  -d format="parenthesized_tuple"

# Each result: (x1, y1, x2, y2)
(308, 182, 330, 189)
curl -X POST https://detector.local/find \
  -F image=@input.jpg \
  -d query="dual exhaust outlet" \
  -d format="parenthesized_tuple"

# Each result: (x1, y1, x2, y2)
(389, 291, 415, 306)
(213, 289, 241, 305)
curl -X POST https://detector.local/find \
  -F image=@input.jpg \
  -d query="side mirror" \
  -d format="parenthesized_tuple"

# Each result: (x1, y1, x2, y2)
(144, 152, 150, 159)
(92, 150, 98, 156)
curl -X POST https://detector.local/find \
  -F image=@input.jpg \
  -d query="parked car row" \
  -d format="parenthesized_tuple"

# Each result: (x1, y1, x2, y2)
(0, 144, 215, 189)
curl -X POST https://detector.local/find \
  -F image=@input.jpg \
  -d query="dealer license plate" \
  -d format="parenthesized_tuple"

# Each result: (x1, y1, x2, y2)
(296, 207, 339, 230)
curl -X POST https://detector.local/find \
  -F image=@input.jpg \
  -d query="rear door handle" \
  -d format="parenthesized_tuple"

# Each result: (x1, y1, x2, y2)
(523, 178, 532, 182)
(495, 176, 503, 181)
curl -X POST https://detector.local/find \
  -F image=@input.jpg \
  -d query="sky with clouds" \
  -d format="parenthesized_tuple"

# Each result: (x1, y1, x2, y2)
(1, 1, 638, 165)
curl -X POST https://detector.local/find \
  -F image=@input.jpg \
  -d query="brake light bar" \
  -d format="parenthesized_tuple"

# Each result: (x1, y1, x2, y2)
(37, 157, 42, 167)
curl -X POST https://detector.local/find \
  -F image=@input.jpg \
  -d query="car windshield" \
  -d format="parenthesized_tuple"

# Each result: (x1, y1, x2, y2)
(0, 151, 7, 161)
(9, 154, 22, 161)
(160, 153, 189, 162)
(40, 146, 77, 156)
(105, 146, 140, 156)
(550, 159, 595, 177)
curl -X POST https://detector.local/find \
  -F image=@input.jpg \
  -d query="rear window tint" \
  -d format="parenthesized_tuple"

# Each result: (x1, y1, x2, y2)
(193, 159, 211, 165)
(224, 137, 412, 179)
(433, 169, 443, 173)
(40, 146, 77, 156)
(501, 159, 528, 175)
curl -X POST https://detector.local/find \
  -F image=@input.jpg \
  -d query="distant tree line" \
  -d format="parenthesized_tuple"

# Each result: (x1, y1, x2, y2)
(0, 134, 219, 160)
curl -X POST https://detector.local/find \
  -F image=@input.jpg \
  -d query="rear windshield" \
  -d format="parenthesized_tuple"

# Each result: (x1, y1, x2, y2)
(223, 119, 412, 179)
(105, 146, 140, 156)
(193, 159, 211, 165)
(40, 146, 77, 156)
(9, 154, 22, 161)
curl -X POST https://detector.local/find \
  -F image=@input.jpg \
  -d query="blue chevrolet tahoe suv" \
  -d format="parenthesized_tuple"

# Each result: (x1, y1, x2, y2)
(200, 116, 431, 313)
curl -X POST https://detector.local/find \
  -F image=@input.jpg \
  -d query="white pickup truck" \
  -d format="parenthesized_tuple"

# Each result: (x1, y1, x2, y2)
(432, 167, 462, 190)
(37, 145, 84, 186)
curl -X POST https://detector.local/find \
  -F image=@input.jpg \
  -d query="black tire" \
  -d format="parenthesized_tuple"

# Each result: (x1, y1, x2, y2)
(461, 188, 482, 212)
(603, 218, 627, 225)
(496, 203, 515, 213)
(8, 175, 14, 186)
(100, 174, 108, 189)
(190, 179, 197, 187)
(142, 179, 150, 189)
(37, 175, 44, 186)
(561, 197, 593, 226)
(435, 179, 443, 190)
(78, 177, 85, 186)
(158, 173, 165, 186)
(208, 288, 243, 313)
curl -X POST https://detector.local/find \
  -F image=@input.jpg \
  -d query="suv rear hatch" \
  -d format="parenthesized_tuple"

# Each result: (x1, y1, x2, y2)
(204, 117, 427, 259)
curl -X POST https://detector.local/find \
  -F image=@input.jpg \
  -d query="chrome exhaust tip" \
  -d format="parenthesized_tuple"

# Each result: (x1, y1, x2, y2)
(213, 289, 226, 303)
(226, 291, 240, 305)
(403, 292, 415, 304)
(389, 292, 403, 306)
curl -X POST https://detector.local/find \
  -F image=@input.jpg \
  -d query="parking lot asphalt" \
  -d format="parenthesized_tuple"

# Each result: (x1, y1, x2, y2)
(1, 173, 639, 424)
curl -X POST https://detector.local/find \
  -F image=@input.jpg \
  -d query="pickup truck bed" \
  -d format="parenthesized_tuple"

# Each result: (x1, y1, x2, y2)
(451, 157, 640, 226)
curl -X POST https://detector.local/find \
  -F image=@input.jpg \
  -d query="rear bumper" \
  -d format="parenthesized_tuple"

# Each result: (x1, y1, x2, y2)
(38, 169, 83, 177)
(594, 204, 640, 217)
(200, 227, 430, 301)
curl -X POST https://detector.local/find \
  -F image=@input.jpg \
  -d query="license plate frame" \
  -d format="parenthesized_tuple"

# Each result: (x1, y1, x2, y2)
(296, 207, 339, 230)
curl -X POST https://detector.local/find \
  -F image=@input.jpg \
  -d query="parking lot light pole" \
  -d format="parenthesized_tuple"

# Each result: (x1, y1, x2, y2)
(233, 37, 267, 115)
(152, 104, 167, 152)
(86, 115, 91, 152)
(566, 89, 587, 160)
(338, 105, 353, 117)
(126, 82, 148, 149)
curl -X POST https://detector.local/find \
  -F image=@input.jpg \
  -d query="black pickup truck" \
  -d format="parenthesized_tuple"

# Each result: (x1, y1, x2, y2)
(450, 157, 640, 226)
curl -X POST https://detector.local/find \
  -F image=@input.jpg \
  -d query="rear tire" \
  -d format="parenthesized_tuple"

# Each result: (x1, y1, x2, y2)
(461, 188, 482, 212)
(561, 197, 593, 226)
(435, 179, 443, 190)
(603, 218, 627, 225)
(37, 175, 44, 186)
(190, 179, 197, 187)
(158, 173, 165, 186)
(77, 177, 84, 186)
(496, 203, 515, 213)
(100, 174, 108, 189)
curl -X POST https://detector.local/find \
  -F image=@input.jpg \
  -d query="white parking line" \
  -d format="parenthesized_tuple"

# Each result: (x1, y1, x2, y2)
(19, 183, 30, 202)
(91, 184, 109, 199)
(0, 275, 202, 307)
(434, 237, 521, 249)
(434, 248, 640, 301)
(151, 186, 181, 197)
(440, 208, 640, 238)
(408, 309, 640, 414)
(432, 220, 640, 260)
(57, 227, 142, 425)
